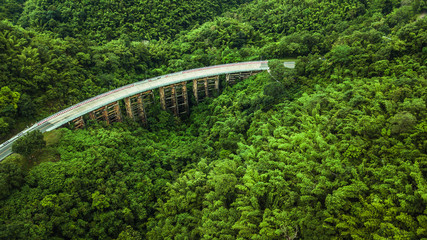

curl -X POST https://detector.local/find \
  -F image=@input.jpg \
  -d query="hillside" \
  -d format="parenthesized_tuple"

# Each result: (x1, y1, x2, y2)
(0, 0, 427, 239)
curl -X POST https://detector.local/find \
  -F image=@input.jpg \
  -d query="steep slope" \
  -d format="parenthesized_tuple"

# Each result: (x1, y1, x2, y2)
(17, 0, 250, 43)
(0, 1, 426, 239)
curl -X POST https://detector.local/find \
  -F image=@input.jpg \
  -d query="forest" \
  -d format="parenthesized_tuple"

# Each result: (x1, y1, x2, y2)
(0, 0, 426, 239)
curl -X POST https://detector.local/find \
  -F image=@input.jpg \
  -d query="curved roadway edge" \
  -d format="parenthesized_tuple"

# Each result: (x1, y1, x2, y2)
(0, 61, 270, 162)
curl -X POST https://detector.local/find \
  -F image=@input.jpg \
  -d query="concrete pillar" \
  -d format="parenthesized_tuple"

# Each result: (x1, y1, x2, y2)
(160, 83, 188, 116)
(105, 101, 121, 124)
(71, 116, 85, 129)
(171, 86, 177, 116)
(124, 91, 152, 124)
(88, 101, 121, 125)
(204, 77, 209, 98)
(207, 76, 219, 95)
(90, 106, 108, 123)
(89, 112, 96, 120)
(124, 97, 133, 119)
(193, 76, 219, 102)
(102, 106, 110, 125)
(193, 79, 199, 103)
(159, 87, 166, 110)
(226, 73, 241, 85)
(176, 82, 189, 115)
(114, 103, 121, 122)
(136, 94, 147, 123)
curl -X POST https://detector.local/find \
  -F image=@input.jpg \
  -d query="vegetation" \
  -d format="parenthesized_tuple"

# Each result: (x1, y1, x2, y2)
(0, 0, 426, 239)
(18, 0, 250, 42)
(12, 130, 45, 160)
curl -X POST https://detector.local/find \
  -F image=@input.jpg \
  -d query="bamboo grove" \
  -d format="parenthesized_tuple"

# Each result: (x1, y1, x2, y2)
(0, 0, 426, 239)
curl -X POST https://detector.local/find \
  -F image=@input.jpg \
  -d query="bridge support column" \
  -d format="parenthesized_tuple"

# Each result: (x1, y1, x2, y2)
(159, 82, 188, 116)
(226, 73, 240, 85)
(71, 116, 85, 129)
(240, 71, 261, 79)
(124, 97, 133, 119)
(226, 71, 261, 85)
(106, 101, 122, 124)
(176, 82, 189, 115)
(192, 75, 219, 103)
(124, 90, 153, 123)
(89, 107, 107, 122)
(89, 101, 121, 125)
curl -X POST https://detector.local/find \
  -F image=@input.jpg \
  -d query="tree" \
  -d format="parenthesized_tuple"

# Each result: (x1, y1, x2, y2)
(17, 93, 36, 118)
(0, 86, 20, 108)
(390, 111, 417, 135)
(116, 226, 142, 240)
(0, 117, 10, 136)
(268, 59, 296, 86)
(12, 130, 46, 160)
(268, 59, 286, 82)
(328, 45, 352, 65)
(0, 162, 26, 200)
(264, 82, 285, 100)
(0, 86, 20, 117)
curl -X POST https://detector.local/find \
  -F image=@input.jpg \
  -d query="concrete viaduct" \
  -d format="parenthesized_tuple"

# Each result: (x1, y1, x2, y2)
(0, 60, 294, 161)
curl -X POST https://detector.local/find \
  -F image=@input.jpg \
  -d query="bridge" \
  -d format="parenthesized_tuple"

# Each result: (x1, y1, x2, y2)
(0, 60, 293, 162)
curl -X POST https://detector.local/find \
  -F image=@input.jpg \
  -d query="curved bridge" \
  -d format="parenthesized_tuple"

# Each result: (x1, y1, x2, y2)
(0, 61, 275, 161)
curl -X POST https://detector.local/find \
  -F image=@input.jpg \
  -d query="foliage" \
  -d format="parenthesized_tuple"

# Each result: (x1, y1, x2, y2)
(0, 0, 24, 23)
(11, 130, 46, 159)
(264, 82, 285, 99)
(17, 0, 249, 43)
(0, 86, 20, 110)
(0, 161, 25, 200)
(0, 86, 20, 135)
(0, 0, 427, 239)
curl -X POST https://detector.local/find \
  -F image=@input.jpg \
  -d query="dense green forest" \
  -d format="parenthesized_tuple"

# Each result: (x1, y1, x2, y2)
(1, 0, 426, 239)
